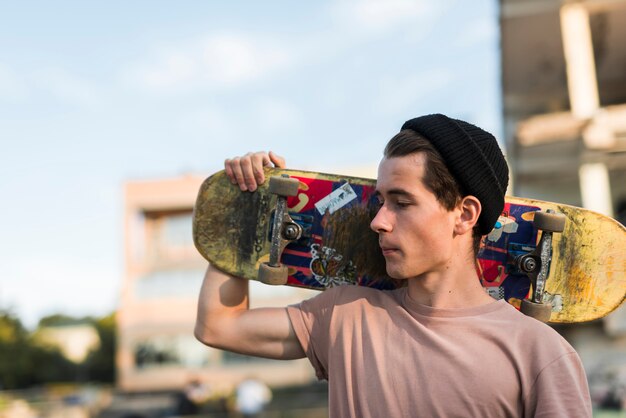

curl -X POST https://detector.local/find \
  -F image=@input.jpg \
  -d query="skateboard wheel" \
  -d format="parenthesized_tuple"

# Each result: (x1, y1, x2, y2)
(533, 211, 566, 233)
(269, 176, 299, 197)
(258, 263, 289, 285)
(520, 299, 552, 323)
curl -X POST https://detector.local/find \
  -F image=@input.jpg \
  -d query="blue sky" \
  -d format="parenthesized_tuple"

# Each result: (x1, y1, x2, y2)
(0, 0, 500, 327)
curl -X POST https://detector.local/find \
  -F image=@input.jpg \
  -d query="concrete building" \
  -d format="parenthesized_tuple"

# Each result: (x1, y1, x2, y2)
(117, 175, 317, 392)
(501, 0, 626, 407)
(501, 0, 626, 215)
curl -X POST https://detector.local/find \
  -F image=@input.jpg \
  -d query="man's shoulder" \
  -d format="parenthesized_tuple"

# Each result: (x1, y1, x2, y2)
(495, 302, 577, 355)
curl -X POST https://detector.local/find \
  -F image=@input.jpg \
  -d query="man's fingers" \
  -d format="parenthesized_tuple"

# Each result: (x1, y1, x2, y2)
(240, 154, 259, 192)
(223, 151, 286, 192)
(229, 157, 248, 191)
(269, 151, 286, 168)
(224, 158, 238, 185)
(251, 153, 269, 186)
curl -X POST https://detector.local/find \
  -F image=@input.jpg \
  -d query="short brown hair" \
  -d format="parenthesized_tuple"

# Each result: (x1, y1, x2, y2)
(383, 129, 482, 255)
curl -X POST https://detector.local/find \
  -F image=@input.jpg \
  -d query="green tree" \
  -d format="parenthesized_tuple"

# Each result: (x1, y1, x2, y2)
(0, 311, 118, 388)
(82, 313, 116, 382)
(0, 310, 74, 389)
(38, 313, 90, 327)
(0, 310, 31, 389)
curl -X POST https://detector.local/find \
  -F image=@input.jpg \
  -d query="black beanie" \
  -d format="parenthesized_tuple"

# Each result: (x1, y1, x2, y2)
(401, 114, 509, 235)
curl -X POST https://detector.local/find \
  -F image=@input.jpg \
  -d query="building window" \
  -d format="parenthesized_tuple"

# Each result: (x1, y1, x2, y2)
(134, 334, 210, 369)
(221, 351, 276, 365)
(144, 210, 198, 265)
(135, 339, 179, 368)
(162, 212, 194, 249)
(134, 269, 205, 299)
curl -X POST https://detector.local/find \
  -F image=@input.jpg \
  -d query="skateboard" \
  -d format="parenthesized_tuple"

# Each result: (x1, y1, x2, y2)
(193, 168, 626, 324)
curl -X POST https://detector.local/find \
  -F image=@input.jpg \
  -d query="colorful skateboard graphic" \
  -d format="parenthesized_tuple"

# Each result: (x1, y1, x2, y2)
(480, 203, 540, 307)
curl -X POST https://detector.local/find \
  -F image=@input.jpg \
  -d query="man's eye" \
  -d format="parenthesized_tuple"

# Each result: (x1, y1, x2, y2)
(371, 196, 383, 212)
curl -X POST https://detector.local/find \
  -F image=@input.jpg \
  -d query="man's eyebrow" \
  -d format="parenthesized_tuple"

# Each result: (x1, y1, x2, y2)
(373, 188, 414, 198)
(388, 188, 414, 197)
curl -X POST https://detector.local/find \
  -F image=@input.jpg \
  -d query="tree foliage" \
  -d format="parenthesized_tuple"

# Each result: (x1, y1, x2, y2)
(82, 313, 116, 382)
(0, 310, 116, 389)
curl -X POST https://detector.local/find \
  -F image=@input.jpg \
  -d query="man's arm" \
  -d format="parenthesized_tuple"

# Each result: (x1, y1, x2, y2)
(194, 151, 305, 360)
(194, 265, 305, 360)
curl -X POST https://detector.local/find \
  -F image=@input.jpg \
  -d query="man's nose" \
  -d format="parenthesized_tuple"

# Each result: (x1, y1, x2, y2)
(370, 205, 392, 233)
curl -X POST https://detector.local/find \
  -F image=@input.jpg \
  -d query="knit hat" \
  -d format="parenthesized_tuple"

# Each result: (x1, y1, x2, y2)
(401, 114, 509, 235)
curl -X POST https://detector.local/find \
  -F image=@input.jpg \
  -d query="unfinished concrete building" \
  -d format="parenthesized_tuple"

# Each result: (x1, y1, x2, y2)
(501, 0, 626, 407)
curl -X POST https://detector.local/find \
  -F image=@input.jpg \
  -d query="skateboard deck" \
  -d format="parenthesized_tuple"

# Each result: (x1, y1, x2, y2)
(193, 168, 626, 324)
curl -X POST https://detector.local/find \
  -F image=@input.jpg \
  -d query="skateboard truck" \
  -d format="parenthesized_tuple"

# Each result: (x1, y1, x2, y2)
(515, 210, 566, 322)
(258, 175, 302, 285)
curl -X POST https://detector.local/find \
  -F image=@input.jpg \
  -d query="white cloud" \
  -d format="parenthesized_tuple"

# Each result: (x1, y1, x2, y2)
(254, 98, 302, 133)
(177, 105, 232, 140)
(0, 64, 101, 106)
(331, 0, 436, 32)
(200, 35, 290, 86)
(0, 64, 29, 101)
(127, 33, 292, 92)
(141, 52, 199, 88)
(175, 98, 302, 150)
(33, 68, 102, 107)
(376, 69, 455, 114)
(122, 1, 453, 97)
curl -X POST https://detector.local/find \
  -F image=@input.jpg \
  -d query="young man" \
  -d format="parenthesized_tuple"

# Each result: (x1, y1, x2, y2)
(195, 114, 592, 417)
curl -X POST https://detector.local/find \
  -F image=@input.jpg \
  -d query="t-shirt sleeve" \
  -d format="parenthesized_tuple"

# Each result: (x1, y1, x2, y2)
(524, 352, 592, 418)
(286, 287, 340, 380)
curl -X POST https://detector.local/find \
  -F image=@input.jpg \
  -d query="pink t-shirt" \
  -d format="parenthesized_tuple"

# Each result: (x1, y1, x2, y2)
(287, 286, 592, 418)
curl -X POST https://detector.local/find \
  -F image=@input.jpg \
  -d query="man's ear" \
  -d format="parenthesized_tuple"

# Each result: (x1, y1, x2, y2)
(455, 196, 481, 235)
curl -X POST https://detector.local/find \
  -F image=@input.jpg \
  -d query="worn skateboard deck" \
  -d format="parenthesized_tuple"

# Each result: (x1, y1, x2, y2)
(193, 168, 626, 324)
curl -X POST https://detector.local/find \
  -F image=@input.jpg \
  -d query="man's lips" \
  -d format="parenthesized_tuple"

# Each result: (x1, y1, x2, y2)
(380, 245, 400, 256)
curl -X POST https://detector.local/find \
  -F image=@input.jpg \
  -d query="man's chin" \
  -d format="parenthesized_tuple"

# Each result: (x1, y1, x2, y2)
(385, 268, 409, 280)
(386, 265, 425, 280)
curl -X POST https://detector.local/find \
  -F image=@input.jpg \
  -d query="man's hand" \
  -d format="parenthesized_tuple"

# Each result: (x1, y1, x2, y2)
(224, 151, 286, 192)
